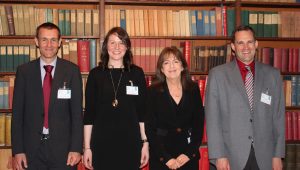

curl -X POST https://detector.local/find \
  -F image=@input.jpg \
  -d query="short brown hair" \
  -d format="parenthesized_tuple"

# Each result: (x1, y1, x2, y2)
(36, 22, 61, 39)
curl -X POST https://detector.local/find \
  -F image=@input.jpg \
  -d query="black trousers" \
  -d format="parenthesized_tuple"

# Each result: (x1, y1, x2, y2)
(244, 145, 260, 170)
(26, 139, 77, 170)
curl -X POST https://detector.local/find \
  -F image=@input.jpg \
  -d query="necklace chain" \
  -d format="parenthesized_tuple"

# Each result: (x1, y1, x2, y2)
(109, 69, 123, 107)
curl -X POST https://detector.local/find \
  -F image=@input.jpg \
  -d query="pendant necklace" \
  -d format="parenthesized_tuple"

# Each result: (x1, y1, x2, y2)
(109, 68, 123, 108)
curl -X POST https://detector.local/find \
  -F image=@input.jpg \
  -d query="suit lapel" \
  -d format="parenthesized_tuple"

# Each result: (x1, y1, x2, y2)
(33, 58, 44, 118)
(229, 60, 251, 108)
(253, 62, 264, 111)
(48, 58, 66, 115)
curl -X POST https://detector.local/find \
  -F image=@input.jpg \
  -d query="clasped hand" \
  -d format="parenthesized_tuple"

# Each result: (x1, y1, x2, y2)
(166, 154, 190, 170)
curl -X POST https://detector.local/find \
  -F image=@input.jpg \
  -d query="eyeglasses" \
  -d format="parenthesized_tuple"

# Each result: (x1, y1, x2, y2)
(39, 38, 60, 45)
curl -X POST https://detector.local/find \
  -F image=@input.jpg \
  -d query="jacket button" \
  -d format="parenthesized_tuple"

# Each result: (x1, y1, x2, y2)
(176, 128, 182, 133)
(160, 157, 164, 162)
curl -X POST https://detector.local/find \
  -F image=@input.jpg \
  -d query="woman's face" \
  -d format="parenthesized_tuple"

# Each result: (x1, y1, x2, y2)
(107, 33, 127, 62)
(161, 54, 183, 80)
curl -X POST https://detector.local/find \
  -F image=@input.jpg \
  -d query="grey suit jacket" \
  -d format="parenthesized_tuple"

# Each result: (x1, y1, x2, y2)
(12, 57, 83, 164)
(205, 60, 285, 170)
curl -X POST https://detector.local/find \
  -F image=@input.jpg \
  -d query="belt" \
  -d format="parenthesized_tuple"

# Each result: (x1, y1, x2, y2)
(40, 134, 50, 140)
(156, 127, 191, 137)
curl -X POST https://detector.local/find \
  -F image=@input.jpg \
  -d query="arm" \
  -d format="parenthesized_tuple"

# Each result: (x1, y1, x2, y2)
(67, 66, 83, 166)
(183, 84, 205, 159)
(83, 69, 97, 169)
(272, 70, 285, 169)
(69, 66, 83, 153)
(83, 125, 93, 169)
(12, 67, 29, 169)
(139, 122, 149, 168)
(205, 69, 228, 160)
(145, 88, 173, 164)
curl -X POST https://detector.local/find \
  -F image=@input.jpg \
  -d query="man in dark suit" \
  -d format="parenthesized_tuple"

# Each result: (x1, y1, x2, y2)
(12, 22, 83, 170)
(205, 25, 285, 170)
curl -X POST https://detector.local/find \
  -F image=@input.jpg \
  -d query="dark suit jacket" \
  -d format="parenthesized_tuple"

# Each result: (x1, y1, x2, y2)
(11, 57, 83, 164)
(146, 82, 204, 166)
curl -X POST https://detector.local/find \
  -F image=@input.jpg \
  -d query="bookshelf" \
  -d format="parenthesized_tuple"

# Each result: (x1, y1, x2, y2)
(0, 0, 299, 169)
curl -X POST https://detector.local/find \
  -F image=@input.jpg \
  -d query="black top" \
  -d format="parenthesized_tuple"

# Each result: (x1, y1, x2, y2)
(146, 82, 205, 170)
(84, 65, 146, 170)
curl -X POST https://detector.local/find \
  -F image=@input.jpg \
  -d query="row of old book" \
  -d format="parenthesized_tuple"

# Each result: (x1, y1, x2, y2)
(286, 111, 300, 141)
(256, 47, 300, 73)
(140, 0, 300, 2)
(284, 144, 300, 170)
(105, 7, 234, 37)
(284, 76, 300, 107)
(0, 5, 99, 36)
(241, 10, 300, 38)
(0, 113, 11, 146)
(0, 39, 99, 73)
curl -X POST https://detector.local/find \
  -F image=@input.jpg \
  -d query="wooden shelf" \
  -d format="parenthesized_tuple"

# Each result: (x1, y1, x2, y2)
(240, 1, 300, 8)
(256, 37, 300, 41)
(0, 36, 100, 39)
(286, 141, 300, 144)
(0, 109, 12, 113)
(0, 0, 100, 4)
(0, 73, 15, 76)
(285, 106, 300, 111)
(281, 72, 300, 75)
(105, 0, 235, 6)
(0, 146, 11, 149)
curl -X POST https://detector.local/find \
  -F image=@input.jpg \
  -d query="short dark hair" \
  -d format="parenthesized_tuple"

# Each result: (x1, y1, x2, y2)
(154, 46, 194, 91)
(231, 25, 256, 43)
(36, 22, 61, 39)
(100, 27, 133, 71)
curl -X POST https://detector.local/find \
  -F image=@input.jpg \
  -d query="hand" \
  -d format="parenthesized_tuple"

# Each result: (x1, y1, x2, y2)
(66, 152, 81, 166)
(83, 148, 93, 170)
(176, 154, 190, 168)
(272, 157, 283, 170)
(140, 142, 149, 168)
(14, 153, 28, 170)
(166, 158, 179, 170)
(216, 158, 230, 170)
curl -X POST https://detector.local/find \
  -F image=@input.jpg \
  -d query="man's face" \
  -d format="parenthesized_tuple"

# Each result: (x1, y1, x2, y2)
(231, 30, 258, 65)
(35, 28, 61, 60)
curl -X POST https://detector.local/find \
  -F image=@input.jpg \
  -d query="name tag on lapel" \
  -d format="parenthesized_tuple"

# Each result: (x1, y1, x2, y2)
(260, 92, 271, 105)
(57, 89, 71, 99)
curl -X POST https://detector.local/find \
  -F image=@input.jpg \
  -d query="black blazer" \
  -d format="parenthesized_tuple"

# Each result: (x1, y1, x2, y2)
(11, 57, 83, 163)
(146, 82, 205, 164)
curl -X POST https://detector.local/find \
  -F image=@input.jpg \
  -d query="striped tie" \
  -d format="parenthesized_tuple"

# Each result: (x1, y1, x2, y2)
(245, 66, 254, 111)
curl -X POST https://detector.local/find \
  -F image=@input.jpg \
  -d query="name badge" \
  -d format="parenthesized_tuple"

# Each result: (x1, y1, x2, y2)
(260, 93, 271, 105)
(126, 80, 138, 95)
(57, 82, 71, 99)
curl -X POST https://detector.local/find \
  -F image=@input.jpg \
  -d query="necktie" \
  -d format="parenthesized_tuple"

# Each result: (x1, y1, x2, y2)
(43, 65, 53, 129)
(245, 66, 254, 111)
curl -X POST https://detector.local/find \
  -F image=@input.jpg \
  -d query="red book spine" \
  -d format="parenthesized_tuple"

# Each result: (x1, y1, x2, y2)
(135, 39, 141, 68)
(262, 48, 270, 65)
(292, 48, 299, 72)
(222, 6, 227, 36)
(298, 111, 300, 140)
(199, 147, 209, 170)
(182, 41, 191, 69)
(149, 39, 156, 73)
(145, 39, 151, 73)
(288, 48, 293, 72)
(77, 40, 90, 73)
(286, 111, 292, 141)
(140, 38, 146, 72)
(294, 48, 299, 72)
(202, 120, 207, 143)
(273, 48, 282, 71)
(281, 48, 288, 73)
(292, 111, 298, 140)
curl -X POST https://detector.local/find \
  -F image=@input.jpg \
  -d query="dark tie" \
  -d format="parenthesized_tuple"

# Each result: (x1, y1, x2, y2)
(245, 66, 254, 111)
(43, 65, 53, 129)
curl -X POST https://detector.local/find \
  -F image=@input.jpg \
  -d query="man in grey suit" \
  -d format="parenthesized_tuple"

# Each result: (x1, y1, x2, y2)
(205, 25, 285, 170)
(12, 22, 83, 170)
